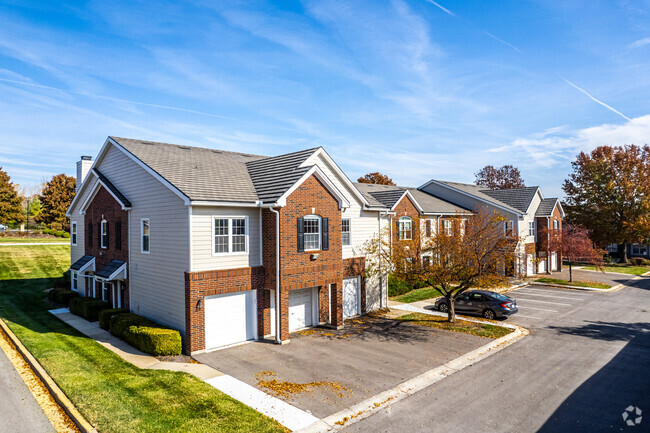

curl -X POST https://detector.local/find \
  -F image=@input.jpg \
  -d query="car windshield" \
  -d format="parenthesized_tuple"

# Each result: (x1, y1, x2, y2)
(489, 293, 511, 302)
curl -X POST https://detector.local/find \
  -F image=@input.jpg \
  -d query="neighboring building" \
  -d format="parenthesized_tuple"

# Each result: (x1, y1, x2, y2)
(417, 181, 564, 276)
(607, 244, 649, 259)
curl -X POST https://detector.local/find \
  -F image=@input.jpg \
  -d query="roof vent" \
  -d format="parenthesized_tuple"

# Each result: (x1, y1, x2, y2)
(178, 146, 191, 150)
(141, 141, 156, 145)
(211, 150, 223, 154)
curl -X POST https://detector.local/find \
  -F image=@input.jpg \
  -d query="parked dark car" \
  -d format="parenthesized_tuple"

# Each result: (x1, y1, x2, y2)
(434, 290, 518, 320)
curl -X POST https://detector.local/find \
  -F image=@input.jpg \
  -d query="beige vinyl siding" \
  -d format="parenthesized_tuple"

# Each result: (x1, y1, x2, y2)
(98, 145, 189, 333)
(190, 206, 261, 271)
(69, 177, 97, 264)
(520, 191, 543, 244)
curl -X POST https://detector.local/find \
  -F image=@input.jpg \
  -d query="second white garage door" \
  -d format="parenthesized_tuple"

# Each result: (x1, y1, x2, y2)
(204, 290, 257, 351)
(289, 288, 314, 331)
(343, 277, 361, 318)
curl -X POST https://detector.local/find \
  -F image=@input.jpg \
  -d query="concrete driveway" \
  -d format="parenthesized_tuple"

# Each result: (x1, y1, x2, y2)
(195, 314, 488, 418)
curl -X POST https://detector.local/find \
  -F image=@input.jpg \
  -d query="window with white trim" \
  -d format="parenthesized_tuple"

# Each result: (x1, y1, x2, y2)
(141, 218, 150, 253)
(71, 222, 77, 246)
(528, 221, 535, 237)
(398, 217, 412, 240)
(213, 217, 248, 254)
(71, 271, 78, 291)
(304, 215, 321, 251)
(442, 219, 452, 236)
(632, 244, 647, 255)
(102, 281, 110, 302)
(342, 219, 351, 246)
(100, 219, 108, 249)
(504, 220, 514, 236)
(553, 220, 559, 230)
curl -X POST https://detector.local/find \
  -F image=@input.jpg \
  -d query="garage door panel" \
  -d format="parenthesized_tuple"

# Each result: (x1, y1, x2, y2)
(205, 290, 257, 350)
(289, 288, 313, 331)
(343, 277, 360, 318)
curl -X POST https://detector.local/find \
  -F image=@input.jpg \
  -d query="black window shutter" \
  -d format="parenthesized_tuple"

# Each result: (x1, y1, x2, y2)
(297, 217, 304, 252)
(426, 220, 431, 237)
(105, 221, 110, 249)
(322, 217, 329, 251)
(88, 222, 93, 247)
(98, 223, 101, 247)
(396, 219, 400, 230)
(115, 222, 122, 250)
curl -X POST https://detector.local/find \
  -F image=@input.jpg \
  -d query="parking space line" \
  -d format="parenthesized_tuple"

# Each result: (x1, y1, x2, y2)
(517, 306, 558, 312)
(512, 292, 583, 301)
(514, 314, 542, 319)
(513, 298, 572, 306)
(516, 288, 589, 297)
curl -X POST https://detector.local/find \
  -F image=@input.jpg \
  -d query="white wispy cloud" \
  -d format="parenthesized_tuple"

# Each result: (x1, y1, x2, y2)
(424, 0, 455, 16)
(560, 77, 631, 121)
(629, 37, 650, 49)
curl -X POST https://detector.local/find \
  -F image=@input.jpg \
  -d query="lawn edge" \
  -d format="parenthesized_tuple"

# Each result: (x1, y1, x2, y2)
(296, 310, 529, 433)
(0, 318, 97, 433)
(533, 281, 623, 292)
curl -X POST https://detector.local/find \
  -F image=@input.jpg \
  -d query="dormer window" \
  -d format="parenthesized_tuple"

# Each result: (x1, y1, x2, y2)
(398, 217, 412, 240)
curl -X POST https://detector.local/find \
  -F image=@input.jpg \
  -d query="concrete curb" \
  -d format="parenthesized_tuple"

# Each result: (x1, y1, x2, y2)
(527, 282, 619, 292)
(0, 319, 97, 433)
(296, 307, 528, 432)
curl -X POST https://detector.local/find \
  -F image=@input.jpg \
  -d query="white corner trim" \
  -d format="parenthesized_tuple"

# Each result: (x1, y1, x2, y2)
(107, 137, 191, 205)
(276, 165, 350, 209)
(300, 147, 370, 206)
(188, 206, 193, 272)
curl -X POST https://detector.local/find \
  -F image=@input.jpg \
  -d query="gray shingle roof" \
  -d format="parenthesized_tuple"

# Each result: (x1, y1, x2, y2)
(535, 198, 559, 217)
(70, 255, 94, 271)
(245, 148, 319, 202)
(96, 260, 126, 279)
(407, 188, 471, 214)
(351, 183, 389, 208)
(482, 187, 540, 213)
(111, 137, 266, 203)
(353, 183, 402, 208)
(431, 180, 527, 214)
(93, 168, 131, 208)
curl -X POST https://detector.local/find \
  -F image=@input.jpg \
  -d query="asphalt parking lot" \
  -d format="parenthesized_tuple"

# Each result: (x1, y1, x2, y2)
(506, 284, 594, 327)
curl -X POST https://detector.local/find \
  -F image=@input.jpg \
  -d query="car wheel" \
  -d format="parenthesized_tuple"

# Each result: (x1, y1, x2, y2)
(438, 303, 449, 313)
(482, 309, 496, 320)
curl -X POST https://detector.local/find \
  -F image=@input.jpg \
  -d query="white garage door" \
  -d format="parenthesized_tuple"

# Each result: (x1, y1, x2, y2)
(526, 254, 534, 276)
(343, 277, 360, 318)
(551, 252, 558, 271)
(289, 288, 313, 331)
(538, 259, 547, 273)
(205, 290, 257, 350)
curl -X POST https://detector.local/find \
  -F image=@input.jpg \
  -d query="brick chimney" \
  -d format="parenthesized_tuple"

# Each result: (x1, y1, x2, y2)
(76, 156, 93, 191)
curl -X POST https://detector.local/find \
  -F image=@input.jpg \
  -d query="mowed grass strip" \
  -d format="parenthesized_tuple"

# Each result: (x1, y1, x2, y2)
(581, 264, 650, 276)
(535, 277, 611, 289)
(0, 237, 68, 243)
(396, 312, 513, 339)
(0, 246, 285, 432)
(393, 286, 442, 303)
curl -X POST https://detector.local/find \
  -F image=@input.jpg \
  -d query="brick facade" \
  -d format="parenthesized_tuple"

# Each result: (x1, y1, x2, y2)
(183, 267, 265, 354)
(392, 195, 421, 245)
(84, 185, 129, 308)
(535, 203, 563, 273)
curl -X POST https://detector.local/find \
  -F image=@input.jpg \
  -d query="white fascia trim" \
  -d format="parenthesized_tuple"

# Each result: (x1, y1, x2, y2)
(95, 262, 127, 282)
(364, 206, 390, 212)
(300, 147, 370, 206)
(276, 165, 351, 209)
(556, 200, 566, 218)
(422, 211, 473, 216)
(91, 168, 131, 210)
(107, 137, 191, 205)
(67, 171, 98, 216)
(418, 179, 523, 216)
(190, 200, 262, 207)
(524, 187, 543, 215)
(391, 190, 424, 213)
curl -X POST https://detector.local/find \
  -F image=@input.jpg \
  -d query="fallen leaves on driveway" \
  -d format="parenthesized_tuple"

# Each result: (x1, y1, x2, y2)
(256, 371, 349, 399)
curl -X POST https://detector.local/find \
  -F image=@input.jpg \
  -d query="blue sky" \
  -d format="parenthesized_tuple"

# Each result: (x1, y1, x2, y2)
(1, 0, 650, 198)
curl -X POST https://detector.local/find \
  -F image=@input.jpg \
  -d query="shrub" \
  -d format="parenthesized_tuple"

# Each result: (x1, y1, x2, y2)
(68, 297, 110, 321)
(48, 288, 63, 302)
(99, 308, 129, 331)
(124, 326, 182, 356)
(632, 257, 645, 266)
(388, 275, 413, 297)
(62, 232, 71, 238)
(54, 290, 79, 306)
(110, 313, 153, 339)
(69, 297, 84, 316)
(53, 279, 69, 289)
(604, 255, 614, 264)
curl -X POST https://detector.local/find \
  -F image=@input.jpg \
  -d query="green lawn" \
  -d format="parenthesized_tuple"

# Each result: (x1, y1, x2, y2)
(393, 286, 442, 303)
(0, 237, 68, 243)
(0, 246, 285, 433)
(535, 277, 611, 289)
(397, 312, 513, 339)
(581, 264, 650, 276)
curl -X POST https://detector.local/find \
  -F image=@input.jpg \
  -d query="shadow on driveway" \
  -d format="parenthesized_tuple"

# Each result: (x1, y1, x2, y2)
(195, 314, 489, 419)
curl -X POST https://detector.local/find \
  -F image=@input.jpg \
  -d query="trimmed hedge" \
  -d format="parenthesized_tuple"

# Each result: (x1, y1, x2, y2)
(388, 275, 413, 297)
(98, 308, 129, 331)
(55, 289, 79, 306)
(125, 326, 182, 356)
(68, 297, 110, 322)
(110, 313, 182, 356)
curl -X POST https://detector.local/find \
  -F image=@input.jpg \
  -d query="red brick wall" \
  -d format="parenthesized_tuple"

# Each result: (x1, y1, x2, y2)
(392, 195, 421, 244)
(184, 267, 265, 353)
(85, 185, 129, 308)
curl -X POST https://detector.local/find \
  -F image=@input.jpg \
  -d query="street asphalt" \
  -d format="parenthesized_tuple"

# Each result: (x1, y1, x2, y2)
(346, 277, 650, 432)
(0, 347, 54, 433)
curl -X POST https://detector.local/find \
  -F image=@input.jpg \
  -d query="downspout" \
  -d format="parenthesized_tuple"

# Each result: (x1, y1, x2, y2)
(269, 207, 281, 344)
(378, 211, 391, 308)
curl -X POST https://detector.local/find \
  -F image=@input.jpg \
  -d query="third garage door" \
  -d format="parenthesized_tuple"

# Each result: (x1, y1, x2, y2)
(343, 277, 361, 318)
(289, 288, 314, 331)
